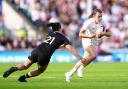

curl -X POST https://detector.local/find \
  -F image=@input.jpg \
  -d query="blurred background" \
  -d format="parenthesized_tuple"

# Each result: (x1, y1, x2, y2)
(0, 0, 128, 63)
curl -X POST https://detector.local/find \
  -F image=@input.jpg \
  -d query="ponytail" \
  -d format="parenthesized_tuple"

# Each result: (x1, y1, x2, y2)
(88, 13, 93, 18)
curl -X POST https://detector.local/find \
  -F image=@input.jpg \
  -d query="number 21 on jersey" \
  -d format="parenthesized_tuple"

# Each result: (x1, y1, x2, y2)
(44, 36, 55, 44)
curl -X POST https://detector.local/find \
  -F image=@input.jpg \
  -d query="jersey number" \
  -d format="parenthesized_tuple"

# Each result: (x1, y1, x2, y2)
(44, 36, 55, 44)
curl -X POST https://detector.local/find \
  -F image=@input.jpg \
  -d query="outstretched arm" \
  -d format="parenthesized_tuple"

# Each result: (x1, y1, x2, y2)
(64, 44, 82, 60)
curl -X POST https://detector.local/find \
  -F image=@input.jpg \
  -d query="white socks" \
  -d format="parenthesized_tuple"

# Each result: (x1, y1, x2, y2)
(77, 65, 84, 77)
(68, 67, 77, 76)
(78, 65, 84, 72)
(68, 64, 85, 77)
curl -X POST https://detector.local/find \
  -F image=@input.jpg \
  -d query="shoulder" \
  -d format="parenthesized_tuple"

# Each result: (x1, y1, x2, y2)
(82, 18, 95, 27)
(81, 18, 94, 29)
(84, 18, 94, 24)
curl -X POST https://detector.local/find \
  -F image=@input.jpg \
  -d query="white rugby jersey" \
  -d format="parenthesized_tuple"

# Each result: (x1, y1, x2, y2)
(81, 18, 103, 48)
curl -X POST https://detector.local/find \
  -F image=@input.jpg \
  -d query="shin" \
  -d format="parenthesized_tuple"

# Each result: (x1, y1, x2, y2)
(17, 59, 33, 70)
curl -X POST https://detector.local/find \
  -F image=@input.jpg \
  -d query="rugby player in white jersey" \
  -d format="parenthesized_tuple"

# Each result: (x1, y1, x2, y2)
(65, 8, 111, 82)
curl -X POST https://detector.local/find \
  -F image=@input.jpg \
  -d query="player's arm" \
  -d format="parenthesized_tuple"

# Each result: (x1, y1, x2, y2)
(79, 28, 96, 38)
(100, 29, 112, 37)
(64, 44, 82, 60)
(58, 44, 65, 49)
(79, 19, 96, 38)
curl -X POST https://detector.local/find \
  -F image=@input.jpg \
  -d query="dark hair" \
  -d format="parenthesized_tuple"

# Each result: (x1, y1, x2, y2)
(47, 22, 61, 31)
(88, 8, 102, 18)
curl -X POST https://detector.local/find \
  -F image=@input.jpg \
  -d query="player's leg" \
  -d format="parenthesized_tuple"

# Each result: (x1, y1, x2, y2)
(65, 45, 96, 81)
(3, 59, 33, 78)
(65, 61, 83, 82)
(77, 51, 89, 77)
(18, 65, 47, 82)
(77, 45, 96, 77)
(18, 52, 50, 82)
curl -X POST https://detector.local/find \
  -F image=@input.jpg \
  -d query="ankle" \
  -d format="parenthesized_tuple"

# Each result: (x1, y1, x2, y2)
(12, 67, 18, 71)
(25, 73, 30, 78)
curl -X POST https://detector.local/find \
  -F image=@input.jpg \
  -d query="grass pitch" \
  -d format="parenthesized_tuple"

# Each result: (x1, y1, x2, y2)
(0, 62, 128, 89)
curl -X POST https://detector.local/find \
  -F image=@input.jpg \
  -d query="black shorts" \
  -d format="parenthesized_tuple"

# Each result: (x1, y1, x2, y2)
(28, 44, 51, 66)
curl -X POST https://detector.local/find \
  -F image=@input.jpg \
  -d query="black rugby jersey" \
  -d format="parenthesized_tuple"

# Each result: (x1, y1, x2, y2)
(37, 32, 71, 54)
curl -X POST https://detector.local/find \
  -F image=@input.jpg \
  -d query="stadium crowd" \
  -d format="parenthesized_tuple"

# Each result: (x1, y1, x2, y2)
(0, 0, 128, 51)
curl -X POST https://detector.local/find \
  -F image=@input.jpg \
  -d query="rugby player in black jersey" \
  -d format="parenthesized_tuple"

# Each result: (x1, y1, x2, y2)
(3, 22, 83, 82)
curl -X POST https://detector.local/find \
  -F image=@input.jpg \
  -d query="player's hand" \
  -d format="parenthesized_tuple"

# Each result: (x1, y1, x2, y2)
(96, 32, 104, 38)
(89, 34, 96, 38)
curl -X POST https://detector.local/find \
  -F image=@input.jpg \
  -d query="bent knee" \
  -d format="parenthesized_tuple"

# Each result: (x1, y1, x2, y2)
(38, 66, 47, 73)
(90, 54, 96, 59)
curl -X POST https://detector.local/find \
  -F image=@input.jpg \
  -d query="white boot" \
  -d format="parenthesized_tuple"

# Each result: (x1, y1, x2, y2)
(65, 69, 76, 82)
(65, 72, 72, 82)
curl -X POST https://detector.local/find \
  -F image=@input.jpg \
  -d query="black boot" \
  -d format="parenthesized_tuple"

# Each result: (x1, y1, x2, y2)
(18, 75, 27, 82)
(3, 67, 18, 78)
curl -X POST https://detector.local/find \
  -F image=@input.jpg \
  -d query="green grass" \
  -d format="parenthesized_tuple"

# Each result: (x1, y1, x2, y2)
(0, 62, 128, 89)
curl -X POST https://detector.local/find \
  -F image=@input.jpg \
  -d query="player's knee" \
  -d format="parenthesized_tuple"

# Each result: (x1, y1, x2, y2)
(90, 53, 96, 59)
(38, 66, 47, 74)
(17, 64, 28, 70)
(36, 69, 44, 76)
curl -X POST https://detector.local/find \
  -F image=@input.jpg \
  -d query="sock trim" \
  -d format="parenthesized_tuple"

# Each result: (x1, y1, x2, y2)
(25, 73, 30, 78)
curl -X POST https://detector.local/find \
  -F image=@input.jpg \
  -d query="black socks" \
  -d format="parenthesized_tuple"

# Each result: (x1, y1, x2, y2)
(25, 73, 30, 78)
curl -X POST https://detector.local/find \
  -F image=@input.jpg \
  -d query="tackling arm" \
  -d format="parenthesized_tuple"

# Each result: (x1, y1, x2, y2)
(64, 44, 82, 60)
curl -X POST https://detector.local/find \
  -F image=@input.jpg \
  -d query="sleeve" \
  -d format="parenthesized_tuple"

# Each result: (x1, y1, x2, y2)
(63, 36, 72, 46)
(81, 18, 94, 30)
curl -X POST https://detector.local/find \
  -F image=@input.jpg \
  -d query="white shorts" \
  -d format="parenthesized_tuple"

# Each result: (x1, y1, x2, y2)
(82, 38, 100, 49)
(82, 38, 99, 58)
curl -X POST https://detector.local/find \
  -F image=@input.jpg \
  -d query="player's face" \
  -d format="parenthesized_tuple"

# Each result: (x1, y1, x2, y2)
(94, 12, 102, 24)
